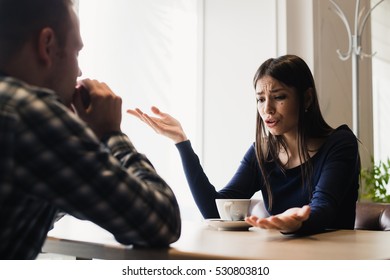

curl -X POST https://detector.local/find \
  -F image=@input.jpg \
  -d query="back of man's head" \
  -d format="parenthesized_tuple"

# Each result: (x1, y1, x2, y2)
(0, 0, 72, 65)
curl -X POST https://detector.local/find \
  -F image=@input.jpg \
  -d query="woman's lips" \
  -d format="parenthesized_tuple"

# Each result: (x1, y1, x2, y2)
(265, 119, 278, 128)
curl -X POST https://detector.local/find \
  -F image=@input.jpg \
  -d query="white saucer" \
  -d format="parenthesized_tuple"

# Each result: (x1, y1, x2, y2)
(205, 219, 251, 231)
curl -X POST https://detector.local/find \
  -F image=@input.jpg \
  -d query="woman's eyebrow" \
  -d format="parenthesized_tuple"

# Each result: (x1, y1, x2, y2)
(256, 87, 285, 95)
(269, 87, 285, 93)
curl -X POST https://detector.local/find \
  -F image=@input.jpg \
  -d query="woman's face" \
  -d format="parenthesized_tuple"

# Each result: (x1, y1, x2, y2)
(255, 75, 300, 138)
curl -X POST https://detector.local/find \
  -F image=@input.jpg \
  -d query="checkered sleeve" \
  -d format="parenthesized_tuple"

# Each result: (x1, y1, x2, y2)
(14, 86, 181, 247)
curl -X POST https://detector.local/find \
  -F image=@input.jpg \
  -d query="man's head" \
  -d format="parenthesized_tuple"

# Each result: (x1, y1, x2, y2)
(0, 0, 83, 106)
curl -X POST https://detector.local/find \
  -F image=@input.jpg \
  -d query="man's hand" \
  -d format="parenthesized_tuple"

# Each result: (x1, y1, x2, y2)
(73, 79, 122, 139)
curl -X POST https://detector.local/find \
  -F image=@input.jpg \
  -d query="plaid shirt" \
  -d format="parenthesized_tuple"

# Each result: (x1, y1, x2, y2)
(0, 75, 181, 259)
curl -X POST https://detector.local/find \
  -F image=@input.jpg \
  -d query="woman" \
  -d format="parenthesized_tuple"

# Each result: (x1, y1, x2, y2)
(128, 55, 360, 235)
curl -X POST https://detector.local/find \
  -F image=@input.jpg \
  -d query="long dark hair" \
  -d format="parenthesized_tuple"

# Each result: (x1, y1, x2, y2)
(253, 55, 334, 210)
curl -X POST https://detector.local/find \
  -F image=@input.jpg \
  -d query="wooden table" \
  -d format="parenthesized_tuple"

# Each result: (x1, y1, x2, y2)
(42, 215, 390, 260)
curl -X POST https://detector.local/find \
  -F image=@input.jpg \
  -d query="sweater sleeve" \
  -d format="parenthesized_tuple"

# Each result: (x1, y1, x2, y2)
(176, 140, 261, 218)
(294, 126, 360, 235)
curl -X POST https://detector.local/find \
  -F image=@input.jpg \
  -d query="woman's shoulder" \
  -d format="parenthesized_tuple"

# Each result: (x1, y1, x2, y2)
(334, 124, 354, 133)
(322, 124, 358, 151)
(331, 124, 357, 141)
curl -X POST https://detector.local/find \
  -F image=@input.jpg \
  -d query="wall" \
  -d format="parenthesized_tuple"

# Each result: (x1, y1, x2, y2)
(276, 0, 314, 66)
(313, 0, 373, 166)
(274, 0, 373, 166)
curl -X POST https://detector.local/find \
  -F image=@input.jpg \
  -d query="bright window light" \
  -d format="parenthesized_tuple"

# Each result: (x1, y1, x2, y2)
(78, 0, 202, 220)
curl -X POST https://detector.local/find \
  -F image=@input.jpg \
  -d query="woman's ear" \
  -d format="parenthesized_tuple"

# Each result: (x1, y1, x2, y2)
(304, 88, 313, 111)
(37, 27, 56, 68)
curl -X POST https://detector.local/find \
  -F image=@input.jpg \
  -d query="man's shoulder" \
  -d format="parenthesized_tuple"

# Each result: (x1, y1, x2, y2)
(0, 76, 58, 109)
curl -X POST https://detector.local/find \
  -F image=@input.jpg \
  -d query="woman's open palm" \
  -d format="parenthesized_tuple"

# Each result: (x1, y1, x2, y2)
(245, 205, 311, 233)
(127, 106, 188, 144)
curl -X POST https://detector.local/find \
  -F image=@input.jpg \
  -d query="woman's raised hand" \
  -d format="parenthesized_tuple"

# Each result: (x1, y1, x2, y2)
(127, 106, 188, 144)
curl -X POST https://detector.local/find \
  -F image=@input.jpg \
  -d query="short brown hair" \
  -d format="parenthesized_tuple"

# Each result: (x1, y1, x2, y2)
(0, 0, 73, 63)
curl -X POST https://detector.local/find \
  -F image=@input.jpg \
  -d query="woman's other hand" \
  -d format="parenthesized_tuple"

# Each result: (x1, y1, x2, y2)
(245, 205, 311, 233)
(127, 106, 188, 144)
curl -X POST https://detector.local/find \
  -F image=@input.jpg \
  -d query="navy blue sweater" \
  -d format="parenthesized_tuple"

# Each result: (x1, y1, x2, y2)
(176, 125, 360, 234)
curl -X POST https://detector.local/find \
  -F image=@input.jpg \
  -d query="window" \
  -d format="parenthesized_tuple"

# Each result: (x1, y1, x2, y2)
(372, 1, 390, 166)
(78, 0, 202, 220)
(371, 0, 390, 194)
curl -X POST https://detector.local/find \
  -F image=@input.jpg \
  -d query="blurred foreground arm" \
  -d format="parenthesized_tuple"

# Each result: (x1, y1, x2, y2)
(29, 79, 181, 247)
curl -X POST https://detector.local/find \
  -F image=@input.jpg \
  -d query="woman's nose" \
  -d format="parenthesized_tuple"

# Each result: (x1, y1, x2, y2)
(263, 100, 275, 114)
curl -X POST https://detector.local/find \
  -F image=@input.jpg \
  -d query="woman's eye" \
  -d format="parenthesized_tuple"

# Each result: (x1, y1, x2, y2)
(257, 97, 265, 103)
(274, 95, 286, 100)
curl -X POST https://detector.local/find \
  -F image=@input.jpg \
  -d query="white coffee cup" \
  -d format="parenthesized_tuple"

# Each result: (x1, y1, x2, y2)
(215, 199, 251, 221)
